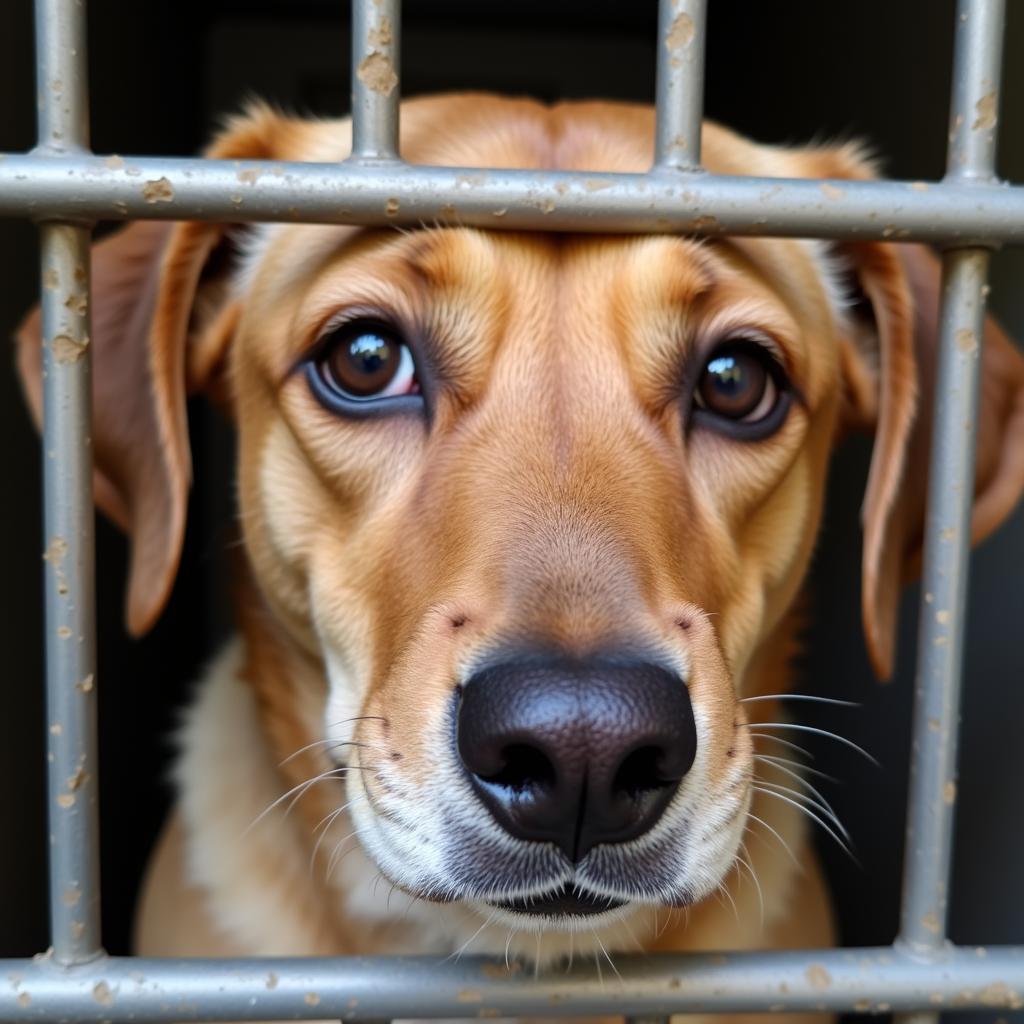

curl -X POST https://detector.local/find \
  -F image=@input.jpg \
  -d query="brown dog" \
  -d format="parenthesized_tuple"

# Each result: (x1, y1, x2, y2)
(17, 95, 1024, 995)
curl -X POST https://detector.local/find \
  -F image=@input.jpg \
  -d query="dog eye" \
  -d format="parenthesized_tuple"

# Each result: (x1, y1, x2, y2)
(308, 319, 421, 414)
(692, 341, 790, 434)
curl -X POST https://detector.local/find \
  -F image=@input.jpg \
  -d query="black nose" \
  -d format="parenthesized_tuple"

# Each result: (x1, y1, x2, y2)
(455, 653, 697, 862)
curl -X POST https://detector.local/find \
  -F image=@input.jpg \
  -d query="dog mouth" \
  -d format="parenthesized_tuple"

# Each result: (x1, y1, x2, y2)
(488, 883, 627, 917)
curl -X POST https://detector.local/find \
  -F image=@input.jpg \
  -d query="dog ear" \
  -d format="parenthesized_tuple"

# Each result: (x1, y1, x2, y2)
(837, 240, 1024, 679)
(15, 104, 287, 635)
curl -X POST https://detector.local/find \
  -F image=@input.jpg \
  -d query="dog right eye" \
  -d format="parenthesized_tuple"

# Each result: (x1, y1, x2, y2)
(306, 319, 423, 416)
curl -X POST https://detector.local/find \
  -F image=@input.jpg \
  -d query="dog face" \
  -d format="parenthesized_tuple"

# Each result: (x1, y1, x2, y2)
(237, 220, 840, 921)
(18, 95, 1024, 950)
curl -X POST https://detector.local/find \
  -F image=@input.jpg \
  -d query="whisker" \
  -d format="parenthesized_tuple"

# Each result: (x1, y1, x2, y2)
(399, 887, 425, 923)
(755, 780, 852, 843)
(592, 928, 622, 984)
(754, 758, 845, 824)
(716, 880, 740, 925)
(754, 752, 839, 785)
(752, 785, 858, 864)
(740, 694, 860, 708)
(278, 738, 372, 769)
(282, 765, 380, 819)
(617, 913, 645, 953)
(744, 811, 802, 868)
(324, 715, 389, 731)
(309, 796, 367, 873)
(735, 847, 765, 929)
(325, 822, 374, 878)
(742, 722, 879, 766)
(746, 732, 816, 761)
(447, 911, 498, 963)
(244, 766, 349, 835)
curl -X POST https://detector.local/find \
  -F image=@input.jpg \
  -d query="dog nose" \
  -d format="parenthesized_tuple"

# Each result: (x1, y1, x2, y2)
(456, 654, 697, 862)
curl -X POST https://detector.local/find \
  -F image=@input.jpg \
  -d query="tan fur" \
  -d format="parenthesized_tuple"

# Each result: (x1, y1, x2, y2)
(16, 95, 1024, 1020)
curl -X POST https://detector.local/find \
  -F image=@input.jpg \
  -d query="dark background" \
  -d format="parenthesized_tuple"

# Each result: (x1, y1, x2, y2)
(1, 1, 1023, 1016)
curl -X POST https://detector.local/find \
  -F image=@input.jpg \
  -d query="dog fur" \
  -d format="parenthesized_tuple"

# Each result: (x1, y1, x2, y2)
(16, 94, 1024, 1022)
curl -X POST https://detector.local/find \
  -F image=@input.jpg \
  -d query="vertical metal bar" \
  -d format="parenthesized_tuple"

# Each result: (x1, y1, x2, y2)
(897, 0, 1004, 964)
(653, 0, 707, 170)
(34, 0, 89, 155)
(946, 0, 1004, 181)
(350, 0, 401, 161)
(35, 0, 101, 965)
(898, 247, 991, 952)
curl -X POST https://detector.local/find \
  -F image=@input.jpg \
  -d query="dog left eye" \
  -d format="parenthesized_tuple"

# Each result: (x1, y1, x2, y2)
(307, 319, 421, 414)
(692, 341, 790, 433)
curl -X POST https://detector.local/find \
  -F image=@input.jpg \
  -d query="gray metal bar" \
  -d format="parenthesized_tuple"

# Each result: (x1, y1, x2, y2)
(4, 155, 1024, 243)
(897, 249, 990, 951)
(2, 946, 1024, 1021)
(654, 0, 707, 169)
(946, 0, 1004, 182)
(897, 0, 1005, 957)
(34, 0, 88, 155)
(349, 0, 401, 161)
(34, 0, 101, 968)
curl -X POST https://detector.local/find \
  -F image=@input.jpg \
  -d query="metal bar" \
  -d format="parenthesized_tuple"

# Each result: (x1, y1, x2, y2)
(34, 0, 101, 968)
(946, 0, 1004, 182)
(3, 946, 1024, 1021)
(39, 225, 101, 966)
(897, 0, 1004, 957)
(349, 0, 401, 161)
(3, 155, 1024, 243)
(654, 0, 707, 169)
(34, 0, 88, 155)
(897, 248, 990, 951)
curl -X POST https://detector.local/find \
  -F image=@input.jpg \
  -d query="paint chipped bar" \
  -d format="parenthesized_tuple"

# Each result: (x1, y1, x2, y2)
(3, 156, 1024, 242)
(898, 0, 1005, 963)
(33, 0, 102, 968)
(1, 945, 1024, 1020)
(654, 0, 707, 169)
(350, 0, 401, 160)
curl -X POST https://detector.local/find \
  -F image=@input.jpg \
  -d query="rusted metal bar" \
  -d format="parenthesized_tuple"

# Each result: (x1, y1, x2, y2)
(34, 0, 102, 967)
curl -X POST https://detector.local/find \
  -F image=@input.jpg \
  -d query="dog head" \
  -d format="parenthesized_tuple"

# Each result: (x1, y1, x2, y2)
(17, 95, 1024, 951)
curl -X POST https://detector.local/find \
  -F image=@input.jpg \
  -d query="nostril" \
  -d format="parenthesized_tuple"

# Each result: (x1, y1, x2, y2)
(479, 743, 556, 792)
(613, 745, 677, 799)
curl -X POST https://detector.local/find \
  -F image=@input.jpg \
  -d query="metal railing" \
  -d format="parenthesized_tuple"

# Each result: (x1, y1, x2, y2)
(1, 0, 1022, 1019)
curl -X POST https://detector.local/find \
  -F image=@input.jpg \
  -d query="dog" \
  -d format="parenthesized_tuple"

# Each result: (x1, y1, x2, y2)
(17, 93, 1024, 1013)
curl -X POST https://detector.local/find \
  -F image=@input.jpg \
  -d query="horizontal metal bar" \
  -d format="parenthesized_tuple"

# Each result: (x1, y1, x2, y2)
(1, 154, 1022, 243)
(2, 947, 1024, 1021)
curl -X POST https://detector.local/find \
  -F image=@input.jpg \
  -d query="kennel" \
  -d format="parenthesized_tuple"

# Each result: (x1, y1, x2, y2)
(1, 0, 1023, 1019)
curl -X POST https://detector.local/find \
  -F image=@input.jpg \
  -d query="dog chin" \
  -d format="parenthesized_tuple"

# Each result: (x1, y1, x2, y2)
(453, 897, 658, 968)
(468, 897, 635, 936)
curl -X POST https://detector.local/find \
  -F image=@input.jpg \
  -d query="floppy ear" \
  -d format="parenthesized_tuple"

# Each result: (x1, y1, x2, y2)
(14, 104, 287, 635)
(838, 240, 1024, 679)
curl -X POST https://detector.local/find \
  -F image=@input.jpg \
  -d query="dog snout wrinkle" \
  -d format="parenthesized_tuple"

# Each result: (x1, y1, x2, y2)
(455, 654, 697, 862)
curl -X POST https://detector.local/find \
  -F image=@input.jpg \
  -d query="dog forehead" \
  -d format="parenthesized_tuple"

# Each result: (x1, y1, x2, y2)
(235, 221, 834, 420)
